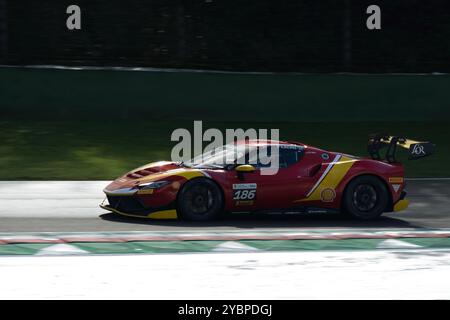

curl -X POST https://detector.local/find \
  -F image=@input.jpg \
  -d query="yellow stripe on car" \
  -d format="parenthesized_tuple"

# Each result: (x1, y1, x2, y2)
(148, 209, 178, 219)
(295, 155, 356, 202)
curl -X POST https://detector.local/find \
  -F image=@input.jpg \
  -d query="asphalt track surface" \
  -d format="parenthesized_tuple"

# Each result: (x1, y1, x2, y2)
(0, 180, 449, 232)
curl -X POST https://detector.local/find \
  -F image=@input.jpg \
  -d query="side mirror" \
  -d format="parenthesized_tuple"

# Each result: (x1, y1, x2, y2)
(235, 164, 256, 173)
(235, 165, 256, 180)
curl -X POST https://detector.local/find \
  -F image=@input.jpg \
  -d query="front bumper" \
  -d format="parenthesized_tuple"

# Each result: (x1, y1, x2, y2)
(100, 188, 177, 219)
(100, 202, 177, 219)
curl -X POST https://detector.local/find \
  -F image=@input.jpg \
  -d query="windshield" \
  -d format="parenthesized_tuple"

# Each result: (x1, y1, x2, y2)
(184, 144, 255, 169)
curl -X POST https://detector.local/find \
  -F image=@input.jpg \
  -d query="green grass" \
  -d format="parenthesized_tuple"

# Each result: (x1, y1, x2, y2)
(0, 120, 447, 180)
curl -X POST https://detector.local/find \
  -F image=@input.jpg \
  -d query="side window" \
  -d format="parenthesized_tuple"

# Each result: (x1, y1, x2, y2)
(279, 148, 303, 168)
(246, 146, 303, 169)
(247, 147, 268, 168)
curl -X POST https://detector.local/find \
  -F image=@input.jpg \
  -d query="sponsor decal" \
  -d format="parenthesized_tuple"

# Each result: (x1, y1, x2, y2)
(307, 209, 328, 214)
(392, 184, 401, 193)
(233, 183, 257, 200)
(280, 145, 303, 150)
(389, 177, 404, 183)
(137, 189, 154, 195)
(235, 200, 254, 206)
(233, 183, 257, 190)
(320, 188, 336, 202)
(411, 144, 426, 156)
(321, 153, 330, 160)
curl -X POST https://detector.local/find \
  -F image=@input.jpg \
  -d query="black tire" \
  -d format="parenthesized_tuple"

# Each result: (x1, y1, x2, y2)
(177, 178, 223, 221)
(343, 175, 389, 220)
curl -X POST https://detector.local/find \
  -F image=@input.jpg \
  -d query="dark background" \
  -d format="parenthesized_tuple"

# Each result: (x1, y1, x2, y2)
(1, 0, 450, 72)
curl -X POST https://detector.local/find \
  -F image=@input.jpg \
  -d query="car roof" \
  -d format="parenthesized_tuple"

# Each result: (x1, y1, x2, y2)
(235, 139, 307, 147)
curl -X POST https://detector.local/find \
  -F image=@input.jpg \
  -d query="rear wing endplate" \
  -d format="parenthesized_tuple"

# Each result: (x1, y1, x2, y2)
(368, 134, 435, 163)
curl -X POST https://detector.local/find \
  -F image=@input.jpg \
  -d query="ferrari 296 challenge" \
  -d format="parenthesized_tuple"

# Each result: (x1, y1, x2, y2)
(100, 134, 434, 221)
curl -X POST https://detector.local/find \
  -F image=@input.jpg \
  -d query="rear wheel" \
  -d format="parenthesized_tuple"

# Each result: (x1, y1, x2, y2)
(177, 178, 223, 221)
(343, 175, 389, 220)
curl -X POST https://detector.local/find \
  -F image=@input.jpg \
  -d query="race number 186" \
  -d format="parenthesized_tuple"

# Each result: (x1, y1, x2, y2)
(232, 183, 257, 200)
(233, 189, 256, 200)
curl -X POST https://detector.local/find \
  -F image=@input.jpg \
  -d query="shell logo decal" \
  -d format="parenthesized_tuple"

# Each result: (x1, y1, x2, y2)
(320, 188, 336, 202)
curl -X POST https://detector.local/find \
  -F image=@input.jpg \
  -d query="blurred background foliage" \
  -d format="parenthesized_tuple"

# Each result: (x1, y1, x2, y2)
(0, 120, 447, 179)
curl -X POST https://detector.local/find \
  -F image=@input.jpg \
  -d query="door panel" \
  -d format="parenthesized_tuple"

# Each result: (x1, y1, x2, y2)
(223, 147, 326, 211)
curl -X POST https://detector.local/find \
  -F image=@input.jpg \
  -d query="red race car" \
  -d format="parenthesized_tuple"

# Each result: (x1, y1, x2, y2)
(100, 135, 434, 221)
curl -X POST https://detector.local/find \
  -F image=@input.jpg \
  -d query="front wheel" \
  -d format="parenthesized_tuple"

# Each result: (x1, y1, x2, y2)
(177, 178, 223, 221)
(343, 175, 389, 220)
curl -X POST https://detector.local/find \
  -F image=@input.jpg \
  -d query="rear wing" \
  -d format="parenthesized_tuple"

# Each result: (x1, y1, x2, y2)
(368, 134, 435, 163)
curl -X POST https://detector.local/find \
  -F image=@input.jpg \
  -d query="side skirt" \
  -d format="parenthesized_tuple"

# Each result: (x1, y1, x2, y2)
(231, 207, 341, 215)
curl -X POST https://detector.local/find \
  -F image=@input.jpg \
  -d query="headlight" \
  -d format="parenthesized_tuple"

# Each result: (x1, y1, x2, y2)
(138, 181, 170, 189)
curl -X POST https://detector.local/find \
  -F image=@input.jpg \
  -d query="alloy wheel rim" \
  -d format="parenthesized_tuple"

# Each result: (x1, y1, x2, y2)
(352, 184, 378, 212)
(185, 186, 213, 215)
